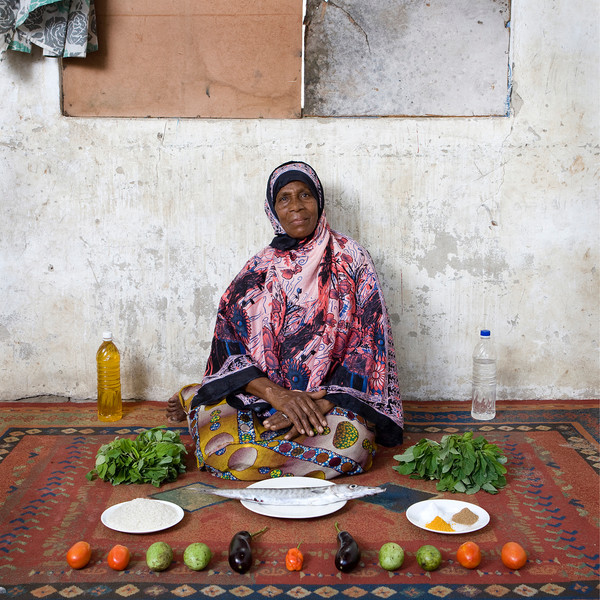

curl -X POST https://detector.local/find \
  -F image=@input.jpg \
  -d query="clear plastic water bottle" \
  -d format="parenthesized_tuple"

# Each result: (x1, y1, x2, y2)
(471, 329, 497, 420)
(97, 331, 122, 422)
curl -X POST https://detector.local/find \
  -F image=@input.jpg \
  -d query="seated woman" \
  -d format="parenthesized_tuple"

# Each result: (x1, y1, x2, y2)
(167, 161, 403, 480)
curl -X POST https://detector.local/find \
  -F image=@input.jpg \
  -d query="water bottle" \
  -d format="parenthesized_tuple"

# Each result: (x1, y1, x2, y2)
(97, 331, 122, 422)
(470, 329, 496, 420)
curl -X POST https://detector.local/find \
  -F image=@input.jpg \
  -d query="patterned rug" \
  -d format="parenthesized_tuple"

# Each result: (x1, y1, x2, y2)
(0, 400, 598, 599)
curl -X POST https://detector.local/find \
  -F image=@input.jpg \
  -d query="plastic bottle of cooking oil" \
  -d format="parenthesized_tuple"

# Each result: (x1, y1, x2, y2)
(97, 331, 122, 422)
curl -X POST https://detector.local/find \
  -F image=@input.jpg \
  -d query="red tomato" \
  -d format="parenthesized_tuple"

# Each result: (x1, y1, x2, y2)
(456, 541, 481, 569)
(66, 541, 92, 569)
(501, 542, 527, 570)
(107, 544, 131, 571)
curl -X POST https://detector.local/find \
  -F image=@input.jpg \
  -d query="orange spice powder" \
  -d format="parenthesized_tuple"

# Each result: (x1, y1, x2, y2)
(425, 515, 455, 532)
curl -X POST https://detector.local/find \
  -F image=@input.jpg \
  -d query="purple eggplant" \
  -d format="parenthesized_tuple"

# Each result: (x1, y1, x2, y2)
(229, 526, 268, 574)
(334, 521, 361, 572)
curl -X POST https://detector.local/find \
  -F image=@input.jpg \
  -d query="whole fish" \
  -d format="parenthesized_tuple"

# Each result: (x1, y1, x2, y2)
(203, 483, 385, 505)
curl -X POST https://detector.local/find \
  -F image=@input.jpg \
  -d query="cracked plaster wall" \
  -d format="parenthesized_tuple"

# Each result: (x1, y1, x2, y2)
(0, 0, 598, 402)
(304, 0, 511, 116)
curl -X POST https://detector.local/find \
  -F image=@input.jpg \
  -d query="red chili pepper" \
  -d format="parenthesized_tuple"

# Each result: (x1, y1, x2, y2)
(285, 543, 304, 571)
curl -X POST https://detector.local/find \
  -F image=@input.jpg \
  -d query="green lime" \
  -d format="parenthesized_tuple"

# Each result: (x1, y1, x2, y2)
(146, 542, 173, 571)
(416, 544, 442, 571)
(378, 542, 404, 570)
(183, 542, 212, 571)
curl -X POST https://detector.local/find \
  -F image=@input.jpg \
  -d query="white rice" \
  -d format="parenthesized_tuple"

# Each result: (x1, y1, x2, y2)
(107, 498, 179, 532)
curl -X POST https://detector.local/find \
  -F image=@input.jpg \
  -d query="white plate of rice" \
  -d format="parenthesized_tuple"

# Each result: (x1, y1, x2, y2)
(101, 498, 184, 534)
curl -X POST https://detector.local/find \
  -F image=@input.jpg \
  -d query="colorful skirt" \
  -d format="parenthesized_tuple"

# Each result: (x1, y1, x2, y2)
(178, 386, 377, 481)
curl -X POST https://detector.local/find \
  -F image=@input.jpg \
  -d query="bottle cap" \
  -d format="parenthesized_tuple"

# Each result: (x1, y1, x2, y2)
(102, 331, 113, 341)
(480, 329, 491, 337)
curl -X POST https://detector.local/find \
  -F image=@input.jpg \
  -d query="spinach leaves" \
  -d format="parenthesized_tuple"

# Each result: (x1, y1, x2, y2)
(86, 427, 187, 487)
(393, 431, 508, 494)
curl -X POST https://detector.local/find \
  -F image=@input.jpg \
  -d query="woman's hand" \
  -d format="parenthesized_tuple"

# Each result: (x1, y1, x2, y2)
(245, 378, 331, 438)
(264, 398, 335, 440)
(265, 388, 328, 436)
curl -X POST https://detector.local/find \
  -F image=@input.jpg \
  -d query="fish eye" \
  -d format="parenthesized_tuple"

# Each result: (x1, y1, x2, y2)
(348, 484, 358, 490)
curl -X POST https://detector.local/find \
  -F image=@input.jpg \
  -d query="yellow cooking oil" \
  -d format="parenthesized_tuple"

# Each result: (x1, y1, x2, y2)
(97, 331, 122, 422)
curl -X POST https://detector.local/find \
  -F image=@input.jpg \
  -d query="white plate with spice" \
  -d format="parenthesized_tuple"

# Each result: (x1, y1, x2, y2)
(406, 499, 489, 534)
(240, 477, 346, 519)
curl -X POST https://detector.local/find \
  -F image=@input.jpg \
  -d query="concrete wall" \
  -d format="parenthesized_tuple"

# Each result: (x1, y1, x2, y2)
(1, 0, 598, 402)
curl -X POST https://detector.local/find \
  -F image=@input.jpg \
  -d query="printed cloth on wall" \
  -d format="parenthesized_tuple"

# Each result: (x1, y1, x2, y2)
(0, 0, 97, 57)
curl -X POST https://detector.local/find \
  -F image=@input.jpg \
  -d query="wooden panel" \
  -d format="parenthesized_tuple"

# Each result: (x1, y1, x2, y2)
(62, 0, 303, 118)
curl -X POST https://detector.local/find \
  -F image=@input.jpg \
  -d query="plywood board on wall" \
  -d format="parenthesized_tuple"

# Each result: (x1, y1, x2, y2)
(62, 0, 303, 118)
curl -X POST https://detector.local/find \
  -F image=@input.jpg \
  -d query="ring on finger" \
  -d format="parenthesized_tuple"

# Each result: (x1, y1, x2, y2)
(281, 413, 289, 420)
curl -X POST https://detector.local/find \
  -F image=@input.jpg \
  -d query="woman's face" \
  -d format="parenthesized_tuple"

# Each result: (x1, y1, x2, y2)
(274, 181, 319, 239)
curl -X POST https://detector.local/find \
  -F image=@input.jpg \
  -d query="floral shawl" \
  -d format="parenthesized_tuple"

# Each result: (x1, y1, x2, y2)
(192, 163, 403, 446)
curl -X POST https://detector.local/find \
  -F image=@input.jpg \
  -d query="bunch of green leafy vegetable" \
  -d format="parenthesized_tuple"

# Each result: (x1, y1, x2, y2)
(86, 427, 187, 487)
(392, 431, 508, 494)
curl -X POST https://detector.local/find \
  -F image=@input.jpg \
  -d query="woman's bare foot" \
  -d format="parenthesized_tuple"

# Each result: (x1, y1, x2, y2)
(166, 392, 187, 423)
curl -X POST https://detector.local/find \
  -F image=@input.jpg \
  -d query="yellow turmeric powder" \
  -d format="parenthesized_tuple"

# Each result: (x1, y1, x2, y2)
(425, 515, 455, 532)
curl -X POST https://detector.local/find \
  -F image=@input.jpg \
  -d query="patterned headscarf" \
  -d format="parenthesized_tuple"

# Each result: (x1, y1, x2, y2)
(265, 161, 325, 250)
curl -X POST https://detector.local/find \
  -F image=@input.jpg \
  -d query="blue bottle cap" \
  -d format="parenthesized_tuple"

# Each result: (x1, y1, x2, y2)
(480, 329, 491, 337)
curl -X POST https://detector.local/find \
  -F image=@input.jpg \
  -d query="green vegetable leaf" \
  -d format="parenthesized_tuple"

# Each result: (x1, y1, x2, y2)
(392, 431, 508, 495)
(392, 462, 416, 475)
(453, 480, 467, 493)
(86, 426, 187, 487)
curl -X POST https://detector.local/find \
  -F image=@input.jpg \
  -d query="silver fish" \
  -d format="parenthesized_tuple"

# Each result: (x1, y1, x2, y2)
(203, 483, 386, 505)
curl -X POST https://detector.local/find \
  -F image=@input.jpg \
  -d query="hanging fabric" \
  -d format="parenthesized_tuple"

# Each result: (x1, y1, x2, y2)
(0, 0, 97, 58)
